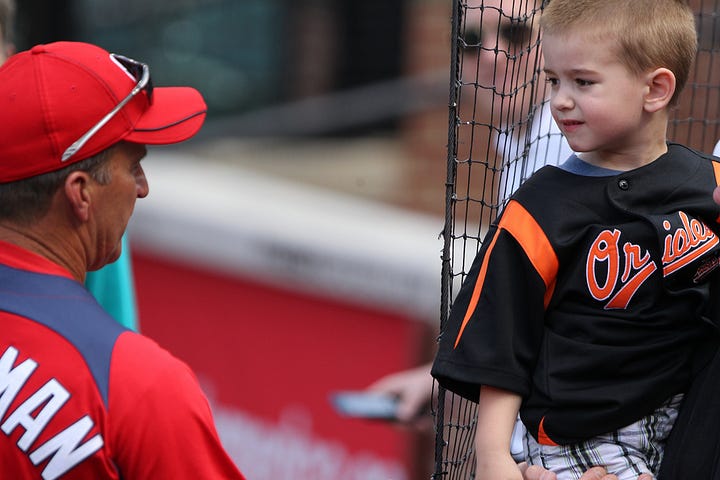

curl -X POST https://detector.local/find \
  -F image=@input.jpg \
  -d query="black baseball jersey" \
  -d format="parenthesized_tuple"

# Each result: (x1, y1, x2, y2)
(432, 143, 720, 445)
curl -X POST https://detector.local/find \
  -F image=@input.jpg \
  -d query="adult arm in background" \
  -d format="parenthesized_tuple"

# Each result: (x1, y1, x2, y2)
(366, 362, 433, 425)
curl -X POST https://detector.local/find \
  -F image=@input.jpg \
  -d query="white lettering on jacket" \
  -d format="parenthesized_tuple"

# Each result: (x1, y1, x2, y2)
(0, 345, 104, 480)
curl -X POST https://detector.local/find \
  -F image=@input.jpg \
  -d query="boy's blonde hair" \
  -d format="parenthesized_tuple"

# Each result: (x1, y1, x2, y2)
(540, 0, 697, 106)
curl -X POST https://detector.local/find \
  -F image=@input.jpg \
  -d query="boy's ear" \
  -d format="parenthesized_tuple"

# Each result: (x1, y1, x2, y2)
(644, 67, 676, 113)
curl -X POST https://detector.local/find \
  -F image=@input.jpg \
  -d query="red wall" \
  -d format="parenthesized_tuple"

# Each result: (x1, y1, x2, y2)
(132, 250, 432, 479)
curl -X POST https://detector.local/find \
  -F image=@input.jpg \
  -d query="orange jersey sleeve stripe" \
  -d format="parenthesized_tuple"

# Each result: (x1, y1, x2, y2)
(713, 160, 720, 223)
(453, 200, 558, 348)
(453, 231, 501, 348)
(500, 201, 559, 306)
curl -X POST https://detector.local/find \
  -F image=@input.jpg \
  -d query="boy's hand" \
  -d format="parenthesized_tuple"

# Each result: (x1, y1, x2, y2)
(519, 463, 654, 480)
(477, 452, 524, 480)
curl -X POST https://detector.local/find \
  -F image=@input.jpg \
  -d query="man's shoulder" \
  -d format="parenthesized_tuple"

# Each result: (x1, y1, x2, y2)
(109, 332, 213, 428)
(112, 331, 193, 381)
(111, 331, 208, 403)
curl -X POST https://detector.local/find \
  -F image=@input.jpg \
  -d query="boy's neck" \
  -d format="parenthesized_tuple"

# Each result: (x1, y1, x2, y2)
(578, 115, 670, 171)
(578, 141, 668, 172)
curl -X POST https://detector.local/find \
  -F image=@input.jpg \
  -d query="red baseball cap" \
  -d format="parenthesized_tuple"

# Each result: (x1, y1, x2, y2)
(0, 41, 207, 183)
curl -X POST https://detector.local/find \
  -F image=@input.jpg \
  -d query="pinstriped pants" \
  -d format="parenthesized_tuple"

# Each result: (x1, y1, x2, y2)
(523, 394, 683, 480)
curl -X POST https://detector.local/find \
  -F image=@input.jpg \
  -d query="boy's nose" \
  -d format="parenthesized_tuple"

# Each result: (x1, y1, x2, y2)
(551, 88, 574, 111)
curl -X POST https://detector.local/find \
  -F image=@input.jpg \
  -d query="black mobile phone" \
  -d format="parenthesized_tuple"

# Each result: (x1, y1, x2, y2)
(330, 391, 399, 421)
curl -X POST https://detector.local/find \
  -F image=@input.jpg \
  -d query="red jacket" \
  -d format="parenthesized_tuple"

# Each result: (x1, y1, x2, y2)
(0, 241, 245, 479)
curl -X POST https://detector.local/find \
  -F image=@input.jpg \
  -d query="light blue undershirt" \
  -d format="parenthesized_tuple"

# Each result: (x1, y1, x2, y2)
(84, 234, 139, 332)
(559, 154, 624, 177)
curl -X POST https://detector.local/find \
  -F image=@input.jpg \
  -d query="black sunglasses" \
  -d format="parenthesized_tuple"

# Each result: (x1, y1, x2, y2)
(62, 53, 154, 162)
(462, 20, 533, 51)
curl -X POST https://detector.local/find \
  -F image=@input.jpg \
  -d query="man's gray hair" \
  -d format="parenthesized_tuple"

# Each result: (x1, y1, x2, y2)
(0, 146, 115, 225)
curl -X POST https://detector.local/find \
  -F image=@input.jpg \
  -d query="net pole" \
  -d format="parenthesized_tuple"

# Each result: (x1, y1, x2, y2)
(433, 0, 464, 478)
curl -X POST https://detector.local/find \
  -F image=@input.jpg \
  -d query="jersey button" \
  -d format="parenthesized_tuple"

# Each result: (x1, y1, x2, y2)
(618, 179, 630, 190)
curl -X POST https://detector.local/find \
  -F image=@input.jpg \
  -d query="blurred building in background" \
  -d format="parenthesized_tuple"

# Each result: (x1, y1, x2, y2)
(15, 0, 451, 213)
(13, 1, 452, 478)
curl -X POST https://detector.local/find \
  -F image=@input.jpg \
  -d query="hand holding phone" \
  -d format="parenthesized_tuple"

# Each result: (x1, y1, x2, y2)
(330, 391, 400, 421)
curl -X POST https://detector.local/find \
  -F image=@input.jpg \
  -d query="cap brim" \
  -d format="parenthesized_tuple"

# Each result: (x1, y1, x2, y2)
(125, 86, 207, 145)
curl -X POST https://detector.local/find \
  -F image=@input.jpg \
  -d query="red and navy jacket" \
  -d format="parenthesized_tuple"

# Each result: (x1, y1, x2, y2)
(0, 241, 245, 479)
(432, 143, 720, 445)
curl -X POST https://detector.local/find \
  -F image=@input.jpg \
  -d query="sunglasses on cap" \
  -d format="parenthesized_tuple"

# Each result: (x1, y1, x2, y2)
(61, 53, 154, 162)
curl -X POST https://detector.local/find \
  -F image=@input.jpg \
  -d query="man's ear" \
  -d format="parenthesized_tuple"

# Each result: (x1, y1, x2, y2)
(644, 67, 676, 113)
(63, 171, 92, 222)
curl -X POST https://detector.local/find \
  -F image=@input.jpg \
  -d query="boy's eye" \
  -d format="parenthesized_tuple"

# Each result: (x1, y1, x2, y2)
(576, 79, 593, 86)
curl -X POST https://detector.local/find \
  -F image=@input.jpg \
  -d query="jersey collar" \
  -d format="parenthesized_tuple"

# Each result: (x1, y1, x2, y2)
(0, 240, 76, 280)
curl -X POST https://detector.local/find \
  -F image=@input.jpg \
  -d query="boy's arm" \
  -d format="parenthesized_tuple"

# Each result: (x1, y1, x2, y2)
(475, 385, 524, 480)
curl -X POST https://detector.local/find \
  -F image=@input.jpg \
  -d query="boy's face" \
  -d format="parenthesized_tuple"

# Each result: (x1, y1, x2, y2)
(542, 31, 649, 155)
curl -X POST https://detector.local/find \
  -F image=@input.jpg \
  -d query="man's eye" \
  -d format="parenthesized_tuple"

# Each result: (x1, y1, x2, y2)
(499, 22, 532, 49)
(462, 28, 482, 49)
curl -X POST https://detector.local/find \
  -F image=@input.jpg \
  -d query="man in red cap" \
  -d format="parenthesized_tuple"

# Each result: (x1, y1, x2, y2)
(0, 41, 245, 479)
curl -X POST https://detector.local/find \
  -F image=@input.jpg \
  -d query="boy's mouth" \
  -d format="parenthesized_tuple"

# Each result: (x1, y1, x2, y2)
(560, 119, 584, 132)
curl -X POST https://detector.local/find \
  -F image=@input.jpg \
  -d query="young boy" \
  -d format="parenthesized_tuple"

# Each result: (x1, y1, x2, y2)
(431, 1, 720, 479)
